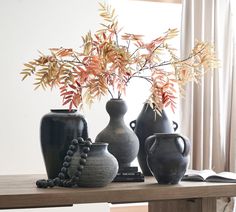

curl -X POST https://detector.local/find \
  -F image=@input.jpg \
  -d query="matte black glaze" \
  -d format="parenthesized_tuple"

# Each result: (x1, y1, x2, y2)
(40, 109, 88, 179)
(145, 133, 190, 184)
(130, 103, 178, 175)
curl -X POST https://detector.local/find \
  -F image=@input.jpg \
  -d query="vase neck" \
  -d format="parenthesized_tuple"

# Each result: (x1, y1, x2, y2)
(108, 116, 125, 125)
(86, 143, 108, 155)
(106, 99, 127, 118)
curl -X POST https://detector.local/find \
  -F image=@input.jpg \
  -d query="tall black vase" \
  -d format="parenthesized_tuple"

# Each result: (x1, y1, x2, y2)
(40, 109, 88, 179)
(95, 99, 139, 168)
(130, 103, 178, 176)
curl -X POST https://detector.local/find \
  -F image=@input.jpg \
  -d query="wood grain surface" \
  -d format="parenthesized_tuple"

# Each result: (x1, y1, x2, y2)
(0, 175, 236, 209)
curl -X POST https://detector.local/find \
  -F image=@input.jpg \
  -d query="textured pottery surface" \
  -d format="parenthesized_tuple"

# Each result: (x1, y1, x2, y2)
(40, 109, 88, 179)
(95, 99, 139, 168)
(68, 143, 118, 187)
(145, 133, 190, 184)
(130, 103, 178, 175)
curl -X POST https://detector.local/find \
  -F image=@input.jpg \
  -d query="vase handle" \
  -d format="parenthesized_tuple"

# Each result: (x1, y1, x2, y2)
(130, 120, 136, 131)
(173, 121, 178, 131)
(176, 135, 190, 157)
(145, 135, 158, 155)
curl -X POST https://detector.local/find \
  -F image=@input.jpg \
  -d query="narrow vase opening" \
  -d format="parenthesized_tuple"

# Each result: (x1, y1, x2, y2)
(110, 98, 123, 101)
(50, 109, 77, 113)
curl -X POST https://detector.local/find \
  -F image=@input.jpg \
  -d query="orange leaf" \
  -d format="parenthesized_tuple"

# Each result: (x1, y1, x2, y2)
(69, 84, 77, 90)
(60, 91, 74, 96)
(63, 98, 72, 106)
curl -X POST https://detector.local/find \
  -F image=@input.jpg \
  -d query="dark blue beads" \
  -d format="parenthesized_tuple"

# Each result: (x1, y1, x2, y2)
(63, 180, 73, 187)
(77, 165, 84, 171)
(79, 158, 86, 165)
(35, 137, 92, 189)
(47, 179, 55, 187)
(63, 162, 70, 167)
(64, 155, 72, 162)
(82, 147, 90, 153)
(80, 153, 88, 159)
(58, 172, 65, 179)
(36, 179, 48, 188)
(72, 139, 79, 145)
(36, 179, 45, 187)
(54, 177, 61, 185)
(42, 181, 48, 188)
(85, 140, 92, 147)
(67, 150, 74, 156)
(69, 144, 76, 151)
(86, 138, 92, 142)
(61, 167, 67, 173)
(77, 137, 84, 143)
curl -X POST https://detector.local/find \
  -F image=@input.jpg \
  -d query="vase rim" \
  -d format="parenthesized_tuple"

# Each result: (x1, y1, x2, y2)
(109, 98, 124, 101)
(50, 109, 77, 113)
(153, 133, 180, 136)
(92, 142, 108, 146)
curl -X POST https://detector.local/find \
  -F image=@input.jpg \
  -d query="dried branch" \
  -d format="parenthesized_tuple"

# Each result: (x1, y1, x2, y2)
(21, 2, 219, 112)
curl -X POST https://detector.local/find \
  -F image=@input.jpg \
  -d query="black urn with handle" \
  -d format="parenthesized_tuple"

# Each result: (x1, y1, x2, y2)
(40, 109, 88, 179)
(130, 103, 178, 175)
(145, 133, 190, 184)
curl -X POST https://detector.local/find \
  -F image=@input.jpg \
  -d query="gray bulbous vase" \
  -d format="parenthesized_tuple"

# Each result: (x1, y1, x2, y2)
(68, 142, 118, 187)
(145, 133, 190, 184)
(130, 103, 178, 176)
(95, 99, 139, 168)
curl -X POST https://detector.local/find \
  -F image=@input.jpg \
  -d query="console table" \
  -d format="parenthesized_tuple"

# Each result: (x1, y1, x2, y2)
(0, 175, 236, 212)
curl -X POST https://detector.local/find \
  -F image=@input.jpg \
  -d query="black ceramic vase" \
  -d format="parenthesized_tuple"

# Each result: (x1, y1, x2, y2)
(68, 142, 118, 187)
(130, 103, 178, 175)
(145, 133, 190, 184)
(95, 99, 139, 168)
(40, 109, 88, 179)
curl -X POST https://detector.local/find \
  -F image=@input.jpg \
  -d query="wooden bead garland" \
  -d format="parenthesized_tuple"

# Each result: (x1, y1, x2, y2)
(36, 137, 92, 188)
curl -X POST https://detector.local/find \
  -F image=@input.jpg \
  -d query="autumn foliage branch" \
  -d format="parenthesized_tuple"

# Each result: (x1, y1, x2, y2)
(21, 2, 218, 112)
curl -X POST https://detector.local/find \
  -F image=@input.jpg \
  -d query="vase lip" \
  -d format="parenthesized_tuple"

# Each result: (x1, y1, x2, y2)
(50, 109, 77, 113)
(92, 142, 108, 146)
(153, 133, 181, 136)
(109, 98, 124, 101)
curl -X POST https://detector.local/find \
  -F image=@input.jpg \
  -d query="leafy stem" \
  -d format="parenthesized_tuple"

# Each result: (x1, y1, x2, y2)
(108, 89, 114, 98)
(20, 2, 218, 111)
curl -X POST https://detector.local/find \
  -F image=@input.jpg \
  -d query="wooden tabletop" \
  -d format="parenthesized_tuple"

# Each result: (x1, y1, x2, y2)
(1, 174, 236, 209)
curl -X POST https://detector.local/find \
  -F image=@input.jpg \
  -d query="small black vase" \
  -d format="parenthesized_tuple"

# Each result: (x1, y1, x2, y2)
(145, 133, 190, 184)
(40, 109, 88, 179)
(95, 99, 139, 168)
(130, 103, 178, 175)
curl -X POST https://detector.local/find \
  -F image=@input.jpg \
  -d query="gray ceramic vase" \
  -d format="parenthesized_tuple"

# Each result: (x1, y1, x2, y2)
(68, 142, 118, 187)
(95, 99, 139, 168)
(145, 133, 190, 184)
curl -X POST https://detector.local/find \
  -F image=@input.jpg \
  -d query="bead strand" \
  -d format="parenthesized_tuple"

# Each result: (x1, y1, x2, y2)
(36, 137, 92, 188)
